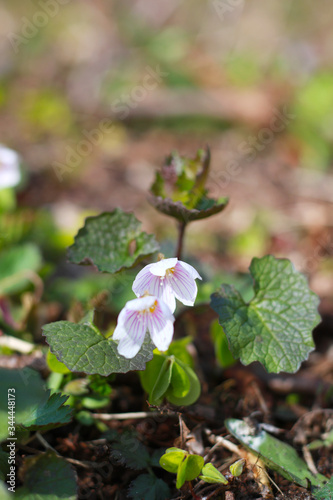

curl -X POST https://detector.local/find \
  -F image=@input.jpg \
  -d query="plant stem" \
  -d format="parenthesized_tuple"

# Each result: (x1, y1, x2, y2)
(176, 221, 187, 260)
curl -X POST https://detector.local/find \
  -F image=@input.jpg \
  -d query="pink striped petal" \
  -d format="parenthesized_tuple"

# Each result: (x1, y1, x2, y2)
(178, 261, 202, 281)
(167, 262, 198, 306)
(113, 307, 148, 358)
(148, 305, 174, 352)
(132, 265, 156, 296)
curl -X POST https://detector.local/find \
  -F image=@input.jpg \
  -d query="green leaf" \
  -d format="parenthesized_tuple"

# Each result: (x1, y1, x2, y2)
(150, 357, 174, 403)
(128, 474, 171, 500)
(165, 358, 201, 406)
(81, 395, 110, 410)
(167, 337, 194, 368)
(0, 243, 42, 295)
(42, 320, 154, 376)
(211, 255, 320, 373)
(176, 454, 204, 488)
(139, 353, 166, 394)
(0, 368, 72, 441)
(313, 476, 333, 499)
(148, 194, 228, 223)
(226, 418, 328, 489)
(67, 209, 159, 274)
(160, 448, 186, 473)
(15, 450, 77, 499)
(199, 463, 228, 484)
(110, 432, 151, 470)
(210, 320, 236, 369)
(169, 360, 190, 398)
(229, 458, 246, 477)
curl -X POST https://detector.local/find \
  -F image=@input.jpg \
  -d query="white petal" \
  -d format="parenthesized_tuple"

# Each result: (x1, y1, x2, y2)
(159, 283, 176, 313)
(117, 334, 143, 358)
(0, 146, 19, 164)
(149, 258, 178, 277)
(178, 261, 202, 280)
(132, 264, 154, 296)
(125, 295, 156, 312)
(0, 146, 21, 189)
(115, 309, 147, 358)
(158, 297, 175, 321)
(148, 308, 174, 352)
(133, 265, 177, 312)
(167, 264, 198, 306)
(113, 323, 127, 341)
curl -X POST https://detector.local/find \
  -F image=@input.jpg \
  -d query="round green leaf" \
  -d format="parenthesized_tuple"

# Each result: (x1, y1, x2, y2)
(169, 360, 190, 398)
(150, 357, 174, 403)
(211, 255, 320, 373)
(167, 337, 194, 368)
(165, 358, 201, 406)
(67, 209, 159, 274)
(210, 320, 236, 369)
(176, 454, 204, 488)
(139, 353, 166, 394)
(160, 449, 186, 474)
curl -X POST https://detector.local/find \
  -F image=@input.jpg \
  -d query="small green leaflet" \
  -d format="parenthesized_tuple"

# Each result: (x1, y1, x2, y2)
(176, 454, 204, 488)
(159, 448, 186, 474)
(159, 448, 204, 489)
(0, 368, 72, 441)
(15, 451, 77, 500)
(67, 209, 159, 273)
(42, 321, 154, 376)
(211, 255, 320, 373)
(199, 463, 228, 484)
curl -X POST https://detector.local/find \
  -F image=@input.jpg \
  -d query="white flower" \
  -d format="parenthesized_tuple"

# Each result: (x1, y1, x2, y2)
(0, 145, 21, 190)
(132, 258, 202, 313)
(113, 295, 175, 359)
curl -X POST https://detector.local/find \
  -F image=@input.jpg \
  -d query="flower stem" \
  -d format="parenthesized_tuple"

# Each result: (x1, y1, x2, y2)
(176, 221, 187, 259)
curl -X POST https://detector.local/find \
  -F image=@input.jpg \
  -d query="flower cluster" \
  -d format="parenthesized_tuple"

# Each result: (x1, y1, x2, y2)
(114, 257, 202, 358)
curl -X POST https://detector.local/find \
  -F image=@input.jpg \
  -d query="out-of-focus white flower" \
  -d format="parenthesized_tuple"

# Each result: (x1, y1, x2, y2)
(113, 295, 175, 359)
(0, 145, 21, 190)
(132, 257, 202, 313)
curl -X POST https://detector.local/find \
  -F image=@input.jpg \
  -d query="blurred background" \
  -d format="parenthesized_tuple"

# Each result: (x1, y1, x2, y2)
(0, 0, 332, 311)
